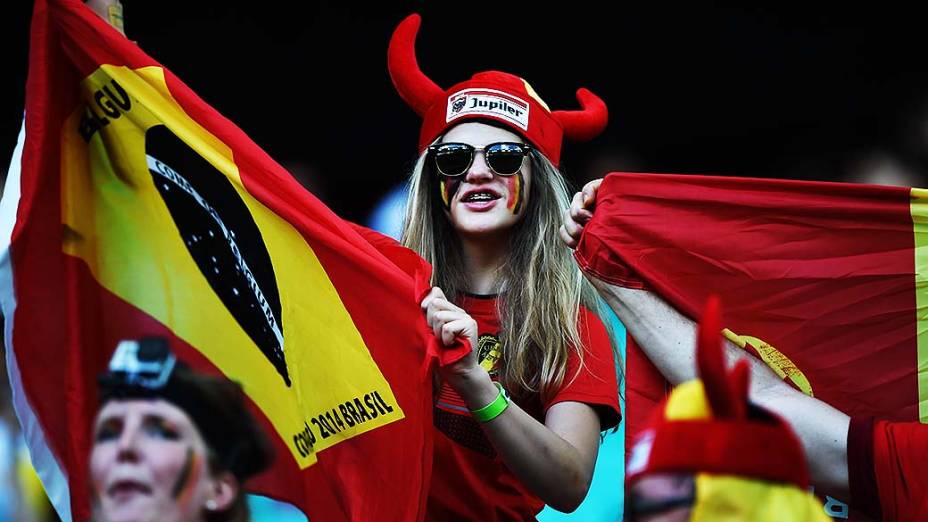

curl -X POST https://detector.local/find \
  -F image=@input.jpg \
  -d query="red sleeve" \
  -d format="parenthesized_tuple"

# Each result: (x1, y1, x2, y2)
(847, 416, 880, 519)
(544, 307, 622, 431)
(850, 417, 928, 521)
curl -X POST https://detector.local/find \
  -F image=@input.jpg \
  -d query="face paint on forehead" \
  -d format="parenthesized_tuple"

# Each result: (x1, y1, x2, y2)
(171, 447, 203, 505)
(439, 178, 462, 211)
(505, 171, 525, 214)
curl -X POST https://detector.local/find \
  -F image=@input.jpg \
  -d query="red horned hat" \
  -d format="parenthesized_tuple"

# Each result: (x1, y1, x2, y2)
(387, 14, 608, 167)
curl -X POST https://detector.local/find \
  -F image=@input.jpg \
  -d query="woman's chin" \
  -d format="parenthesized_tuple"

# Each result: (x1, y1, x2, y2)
(100, 495, 164, 522)
(454, 221, 516, 238)
(451, 210, 519, 237)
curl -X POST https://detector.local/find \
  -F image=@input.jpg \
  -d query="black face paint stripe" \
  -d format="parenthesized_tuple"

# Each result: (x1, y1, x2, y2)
(171, 447, 195, 499)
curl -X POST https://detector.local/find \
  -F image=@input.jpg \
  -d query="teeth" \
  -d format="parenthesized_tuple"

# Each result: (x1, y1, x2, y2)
(464, 192, 496, 202)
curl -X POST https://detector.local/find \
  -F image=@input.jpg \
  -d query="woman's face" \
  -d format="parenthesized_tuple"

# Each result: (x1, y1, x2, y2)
(90, 399, 225, 522)
(438, 122, 532, 238)
(627, 473, 695, 522)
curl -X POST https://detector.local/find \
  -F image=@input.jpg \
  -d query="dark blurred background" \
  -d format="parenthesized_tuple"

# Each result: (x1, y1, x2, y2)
(3, 1, 928, 219)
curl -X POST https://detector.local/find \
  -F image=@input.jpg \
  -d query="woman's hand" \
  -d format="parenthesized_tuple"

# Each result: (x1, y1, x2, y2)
(559, 178, 602, 249)
(420, 287, 480, 380)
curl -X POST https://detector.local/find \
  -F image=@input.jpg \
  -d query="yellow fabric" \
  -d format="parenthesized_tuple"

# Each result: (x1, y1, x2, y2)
(16, 447, 51, 518)
(722, 329, 814, 397)
(663, 380, 711, 420)
(690, 474, 831, 522)
(910, 188, 928, 422)
(61, 64, 405, 469)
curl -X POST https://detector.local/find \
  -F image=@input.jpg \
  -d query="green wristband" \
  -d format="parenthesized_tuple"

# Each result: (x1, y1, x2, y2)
(470, 382, 509, 423)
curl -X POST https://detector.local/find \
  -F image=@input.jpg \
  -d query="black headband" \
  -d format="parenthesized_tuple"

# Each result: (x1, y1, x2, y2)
(97, 338, 273, 480)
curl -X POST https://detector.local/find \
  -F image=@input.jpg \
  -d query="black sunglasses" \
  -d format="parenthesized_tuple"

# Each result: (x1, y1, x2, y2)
(427, 142, 533, 177)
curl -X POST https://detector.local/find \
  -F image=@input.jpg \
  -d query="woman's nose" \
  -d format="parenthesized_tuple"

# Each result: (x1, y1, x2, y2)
(465, 151, 494, 182)
(115, 423, 140, 463)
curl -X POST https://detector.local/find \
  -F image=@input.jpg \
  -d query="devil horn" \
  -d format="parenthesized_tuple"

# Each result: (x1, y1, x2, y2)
(387, 14, 444, 117)
(551, 88, 609, 142)
(696, 295, 746, 419)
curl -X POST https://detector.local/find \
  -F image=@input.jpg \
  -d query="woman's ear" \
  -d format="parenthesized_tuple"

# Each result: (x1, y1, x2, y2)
(205, 471, 239, 512)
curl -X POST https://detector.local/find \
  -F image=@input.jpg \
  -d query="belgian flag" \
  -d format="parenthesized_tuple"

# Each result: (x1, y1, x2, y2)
(577, 172, 928, 518)
(2, 1, 455, 520)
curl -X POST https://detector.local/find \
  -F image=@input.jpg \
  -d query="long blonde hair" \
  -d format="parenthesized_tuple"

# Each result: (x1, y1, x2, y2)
(402, 144, 612, 401)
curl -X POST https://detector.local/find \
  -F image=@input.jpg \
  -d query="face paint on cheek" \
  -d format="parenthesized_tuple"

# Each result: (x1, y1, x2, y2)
(171, 447, 203, 507)
(505, 172, 524, 214)
(90, 476, 103, 505)
(439, 178, 461, 211)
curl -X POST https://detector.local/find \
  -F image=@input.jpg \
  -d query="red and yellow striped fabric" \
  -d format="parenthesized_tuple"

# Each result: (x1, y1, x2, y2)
(575, 172, 928, 517)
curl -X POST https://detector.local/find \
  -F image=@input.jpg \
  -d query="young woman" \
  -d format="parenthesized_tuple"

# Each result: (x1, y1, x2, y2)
(390, 14, 622, 520)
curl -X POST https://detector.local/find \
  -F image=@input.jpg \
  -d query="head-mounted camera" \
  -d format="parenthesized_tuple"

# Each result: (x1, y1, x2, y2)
(106, 337, 177, 390)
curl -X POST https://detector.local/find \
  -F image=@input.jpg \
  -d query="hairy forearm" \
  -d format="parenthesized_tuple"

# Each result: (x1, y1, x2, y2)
(592, 281, 851, 496)
(595, 280, 806, 397)
(446, 369, 598, 512)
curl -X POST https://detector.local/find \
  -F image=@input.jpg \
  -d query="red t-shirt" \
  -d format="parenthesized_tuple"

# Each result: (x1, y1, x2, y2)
(848, 416, 928, 521)
(427, 295, 621, 521)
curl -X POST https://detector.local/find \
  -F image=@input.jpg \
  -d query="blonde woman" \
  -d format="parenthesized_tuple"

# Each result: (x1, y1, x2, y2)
(390, 14, 621, 520)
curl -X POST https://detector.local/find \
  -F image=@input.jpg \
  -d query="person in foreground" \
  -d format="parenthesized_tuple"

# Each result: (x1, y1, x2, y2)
(390, 13, 622, 520)
(91, 337, 273, 522)
(625, 296, 830, 521)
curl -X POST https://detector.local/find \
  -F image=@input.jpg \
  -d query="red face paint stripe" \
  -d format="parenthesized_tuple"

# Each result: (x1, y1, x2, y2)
(172, 447, 202, 507)
(507, 172, 524, 214)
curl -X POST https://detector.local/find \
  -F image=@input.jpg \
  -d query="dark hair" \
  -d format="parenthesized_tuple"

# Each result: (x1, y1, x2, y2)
(203, 451, 252, 522)
(97, 338, 274, 521)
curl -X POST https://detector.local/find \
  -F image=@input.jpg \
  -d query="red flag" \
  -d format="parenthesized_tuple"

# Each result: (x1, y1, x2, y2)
(576, 172, 927, 515)
(3, 1, 463, 520)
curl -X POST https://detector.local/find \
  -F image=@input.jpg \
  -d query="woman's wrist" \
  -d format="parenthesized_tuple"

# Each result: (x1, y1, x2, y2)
(469, 382, 509, 422)
(443, 366, 499, 411)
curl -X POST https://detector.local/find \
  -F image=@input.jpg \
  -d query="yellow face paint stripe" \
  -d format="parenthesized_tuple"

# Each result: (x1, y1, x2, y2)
(440, 179, 452, 209)
(910, 188, 928, 422)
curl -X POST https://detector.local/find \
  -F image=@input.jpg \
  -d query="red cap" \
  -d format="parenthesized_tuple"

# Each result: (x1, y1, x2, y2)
(387, 14, 608, 167)
(626, 296, 811, 489)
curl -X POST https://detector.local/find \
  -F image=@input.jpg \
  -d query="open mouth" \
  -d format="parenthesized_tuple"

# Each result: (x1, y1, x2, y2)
(461, 191, 501, 203)
(108, 479, 153, 499)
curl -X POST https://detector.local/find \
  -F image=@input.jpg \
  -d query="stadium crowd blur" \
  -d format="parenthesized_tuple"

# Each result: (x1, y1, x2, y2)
(2, 2, 928, 520)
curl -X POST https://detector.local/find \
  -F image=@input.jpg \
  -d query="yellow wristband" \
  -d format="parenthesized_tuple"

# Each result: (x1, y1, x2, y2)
(469, 382, 509, 423)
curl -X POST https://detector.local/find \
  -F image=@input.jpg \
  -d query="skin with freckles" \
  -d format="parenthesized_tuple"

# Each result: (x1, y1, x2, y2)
(90, 399, 235, 522)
